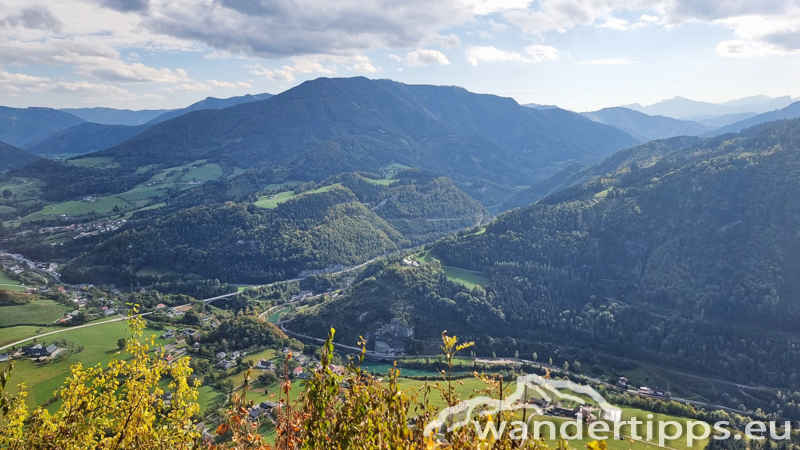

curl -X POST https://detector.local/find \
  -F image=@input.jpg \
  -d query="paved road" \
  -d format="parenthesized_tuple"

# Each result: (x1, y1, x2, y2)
(0, 313, 151, 351)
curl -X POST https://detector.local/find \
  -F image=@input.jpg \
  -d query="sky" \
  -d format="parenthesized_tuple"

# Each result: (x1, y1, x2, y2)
(1, 0, 799, 112)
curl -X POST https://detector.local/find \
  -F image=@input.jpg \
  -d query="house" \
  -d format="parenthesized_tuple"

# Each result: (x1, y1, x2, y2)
(255, 359, 275, 371)
(618, 377, 629, 387)
(231, 351, 240, 359)
(292, 367, 304, 377)
(0, 354, 8, 363)
(169, 305, 192, 317)
(161, 331, 175, 339)
(249, 408, 262, 420)
(575, 406, 597, 423)
(260, 401, 281, 413)
(297, 372, 310, 380)
(162, 392, 174, 407)
(295, 354, 311, 365)
(329, 364, 345, 375)
(25, 344, 61, 358)
(652, 387, 667, 397)
(156, 303, 166, 309)
(216, 352, 227, 360)
(374, 339, 406, 356)
(528, 398, 550, 409)
(192, 342, 200, 349)
(638, 387, 653, 395)
(551, 405, 577, 418)
(219, 360, 236, 370)
(282, 347, 291, 354)
(104, 308, 117, 316)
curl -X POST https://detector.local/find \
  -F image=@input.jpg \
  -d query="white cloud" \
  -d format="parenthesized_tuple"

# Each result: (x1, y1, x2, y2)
(577, 57, 634, 65)
(524, 45, 559, 62)
(163, 79, 252, 92)
(465, 45, 558, 65)
(487, 19, 509, 32)
(247, 54, 379, 80)
(389, 54, 403, 62)
(478, 30, 493, 39)
(0, 70, 163, 101)
(597, 17, 631, 31)
(403, 49, 451, 66)
(465, 46, 530, 65)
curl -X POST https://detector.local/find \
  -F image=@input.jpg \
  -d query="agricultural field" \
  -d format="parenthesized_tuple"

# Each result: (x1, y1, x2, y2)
(0, 320, 174, 409)
(412, 252, 490, 288)
(15, 160, 224, 224)
(66, 157, 119, 168)
(364, 177, 398, 186)
(0, 300, 71, 327)
(0, 325, 44, 348)
(0, 271, 26, 291)
(254, 183, 343, 209)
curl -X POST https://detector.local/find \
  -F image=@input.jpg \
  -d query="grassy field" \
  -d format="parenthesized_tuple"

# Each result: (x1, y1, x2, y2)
(0, 325, 44, 348)
(135, 267, 178, 277)
(1, 321, 173, 409)
(0, 300, 70, 327)
(67, 157, 119, 168)
(254, 184, 342, 209)
(16, 160, 224, 224)
(365, 178, 398, 186)
(380, 163, 412, 178)
(412, 252, 490, 288)
(0, 272, 26, 291)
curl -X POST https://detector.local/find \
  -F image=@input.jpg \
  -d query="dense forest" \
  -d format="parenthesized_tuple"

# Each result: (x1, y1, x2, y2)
(60, 174, 485, 285)
(296, 119, 800, 390)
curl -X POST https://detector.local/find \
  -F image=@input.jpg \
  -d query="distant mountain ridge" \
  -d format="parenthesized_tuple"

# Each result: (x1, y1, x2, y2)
(60, 107, 172, 126)
(90, 77, 638, 186)
(0, 107, 85, 148)
(26, 122, 149, 156)
(622, 95, 795, 120)
(146, 93, 272, 124)
(0, 141, 41, 171)
(707, 101, 800, 136)
(26, 93, 275, 157)
(580, 107, 713, 142)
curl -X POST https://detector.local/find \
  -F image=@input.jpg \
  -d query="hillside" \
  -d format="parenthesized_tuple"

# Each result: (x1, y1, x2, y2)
(146, 93, 272, 124)
(581, 107, 712, 141)
(60, 107, 171, 126)
(297, 119, 800, 389)
(87, 77, 638, 187)
(707, 101, 800, 136)
(0, 141, 41, 171)
(26, 122, 150, 156)
(0, 107, 85, 148)
(61, 174, 486, 285)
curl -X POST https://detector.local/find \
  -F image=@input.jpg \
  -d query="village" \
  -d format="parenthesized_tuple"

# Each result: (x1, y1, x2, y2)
(36, 218, 127, 240)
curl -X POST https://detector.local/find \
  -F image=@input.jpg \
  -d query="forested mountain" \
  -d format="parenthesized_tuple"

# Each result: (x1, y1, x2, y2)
(581, 107, 713, 141)
(26, 122, 150, 156)
(60, 107, 171, 126)
(0, 141, 41, 171)
(146, 93, 272, 124)
(88, 77, 637, 186)
(297, 119, 800, 389)
(61, 174, 486, 285)
(707, 101, 800, 136)
(0, 107, 84, 148)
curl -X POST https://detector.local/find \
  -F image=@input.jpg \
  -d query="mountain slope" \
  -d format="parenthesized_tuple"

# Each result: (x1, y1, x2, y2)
(62, 173, 486, 285)
(90, 77, 638, 186)
(581, 107, 713, 141)
(707, 101, 800, 136)
(0, 141, 41, 171)
(60, 107, 171, 126)
(26, 122, 149, 156)
(623, 95, 794, 120)
(0, 107, 85, 148)
(298, 119, 800, 389)
(146, 93, 272, 124)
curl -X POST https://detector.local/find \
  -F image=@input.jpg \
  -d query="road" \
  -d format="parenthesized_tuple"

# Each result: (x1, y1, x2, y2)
(0, 312, 151, 351)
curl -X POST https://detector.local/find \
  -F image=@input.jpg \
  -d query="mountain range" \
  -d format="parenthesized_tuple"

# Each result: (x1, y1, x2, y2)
(622, 95, 796, 121)
(59, 107, 171, 126)
(0, 107, 85, 148)
(580, 107, 713, 141)
(87, 77, 638, 186)
(0, 141, 41, 171)
(19, 93, 274, 157)
(706, 100, 800, 136)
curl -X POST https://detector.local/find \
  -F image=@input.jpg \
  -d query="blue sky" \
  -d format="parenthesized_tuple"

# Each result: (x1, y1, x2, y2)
(1, 0, 799, 111)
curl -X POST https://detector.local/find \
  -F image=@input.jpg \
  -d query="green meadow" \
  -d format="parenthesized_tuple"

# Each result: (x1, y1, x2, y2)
(0, 300, 71, 327)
